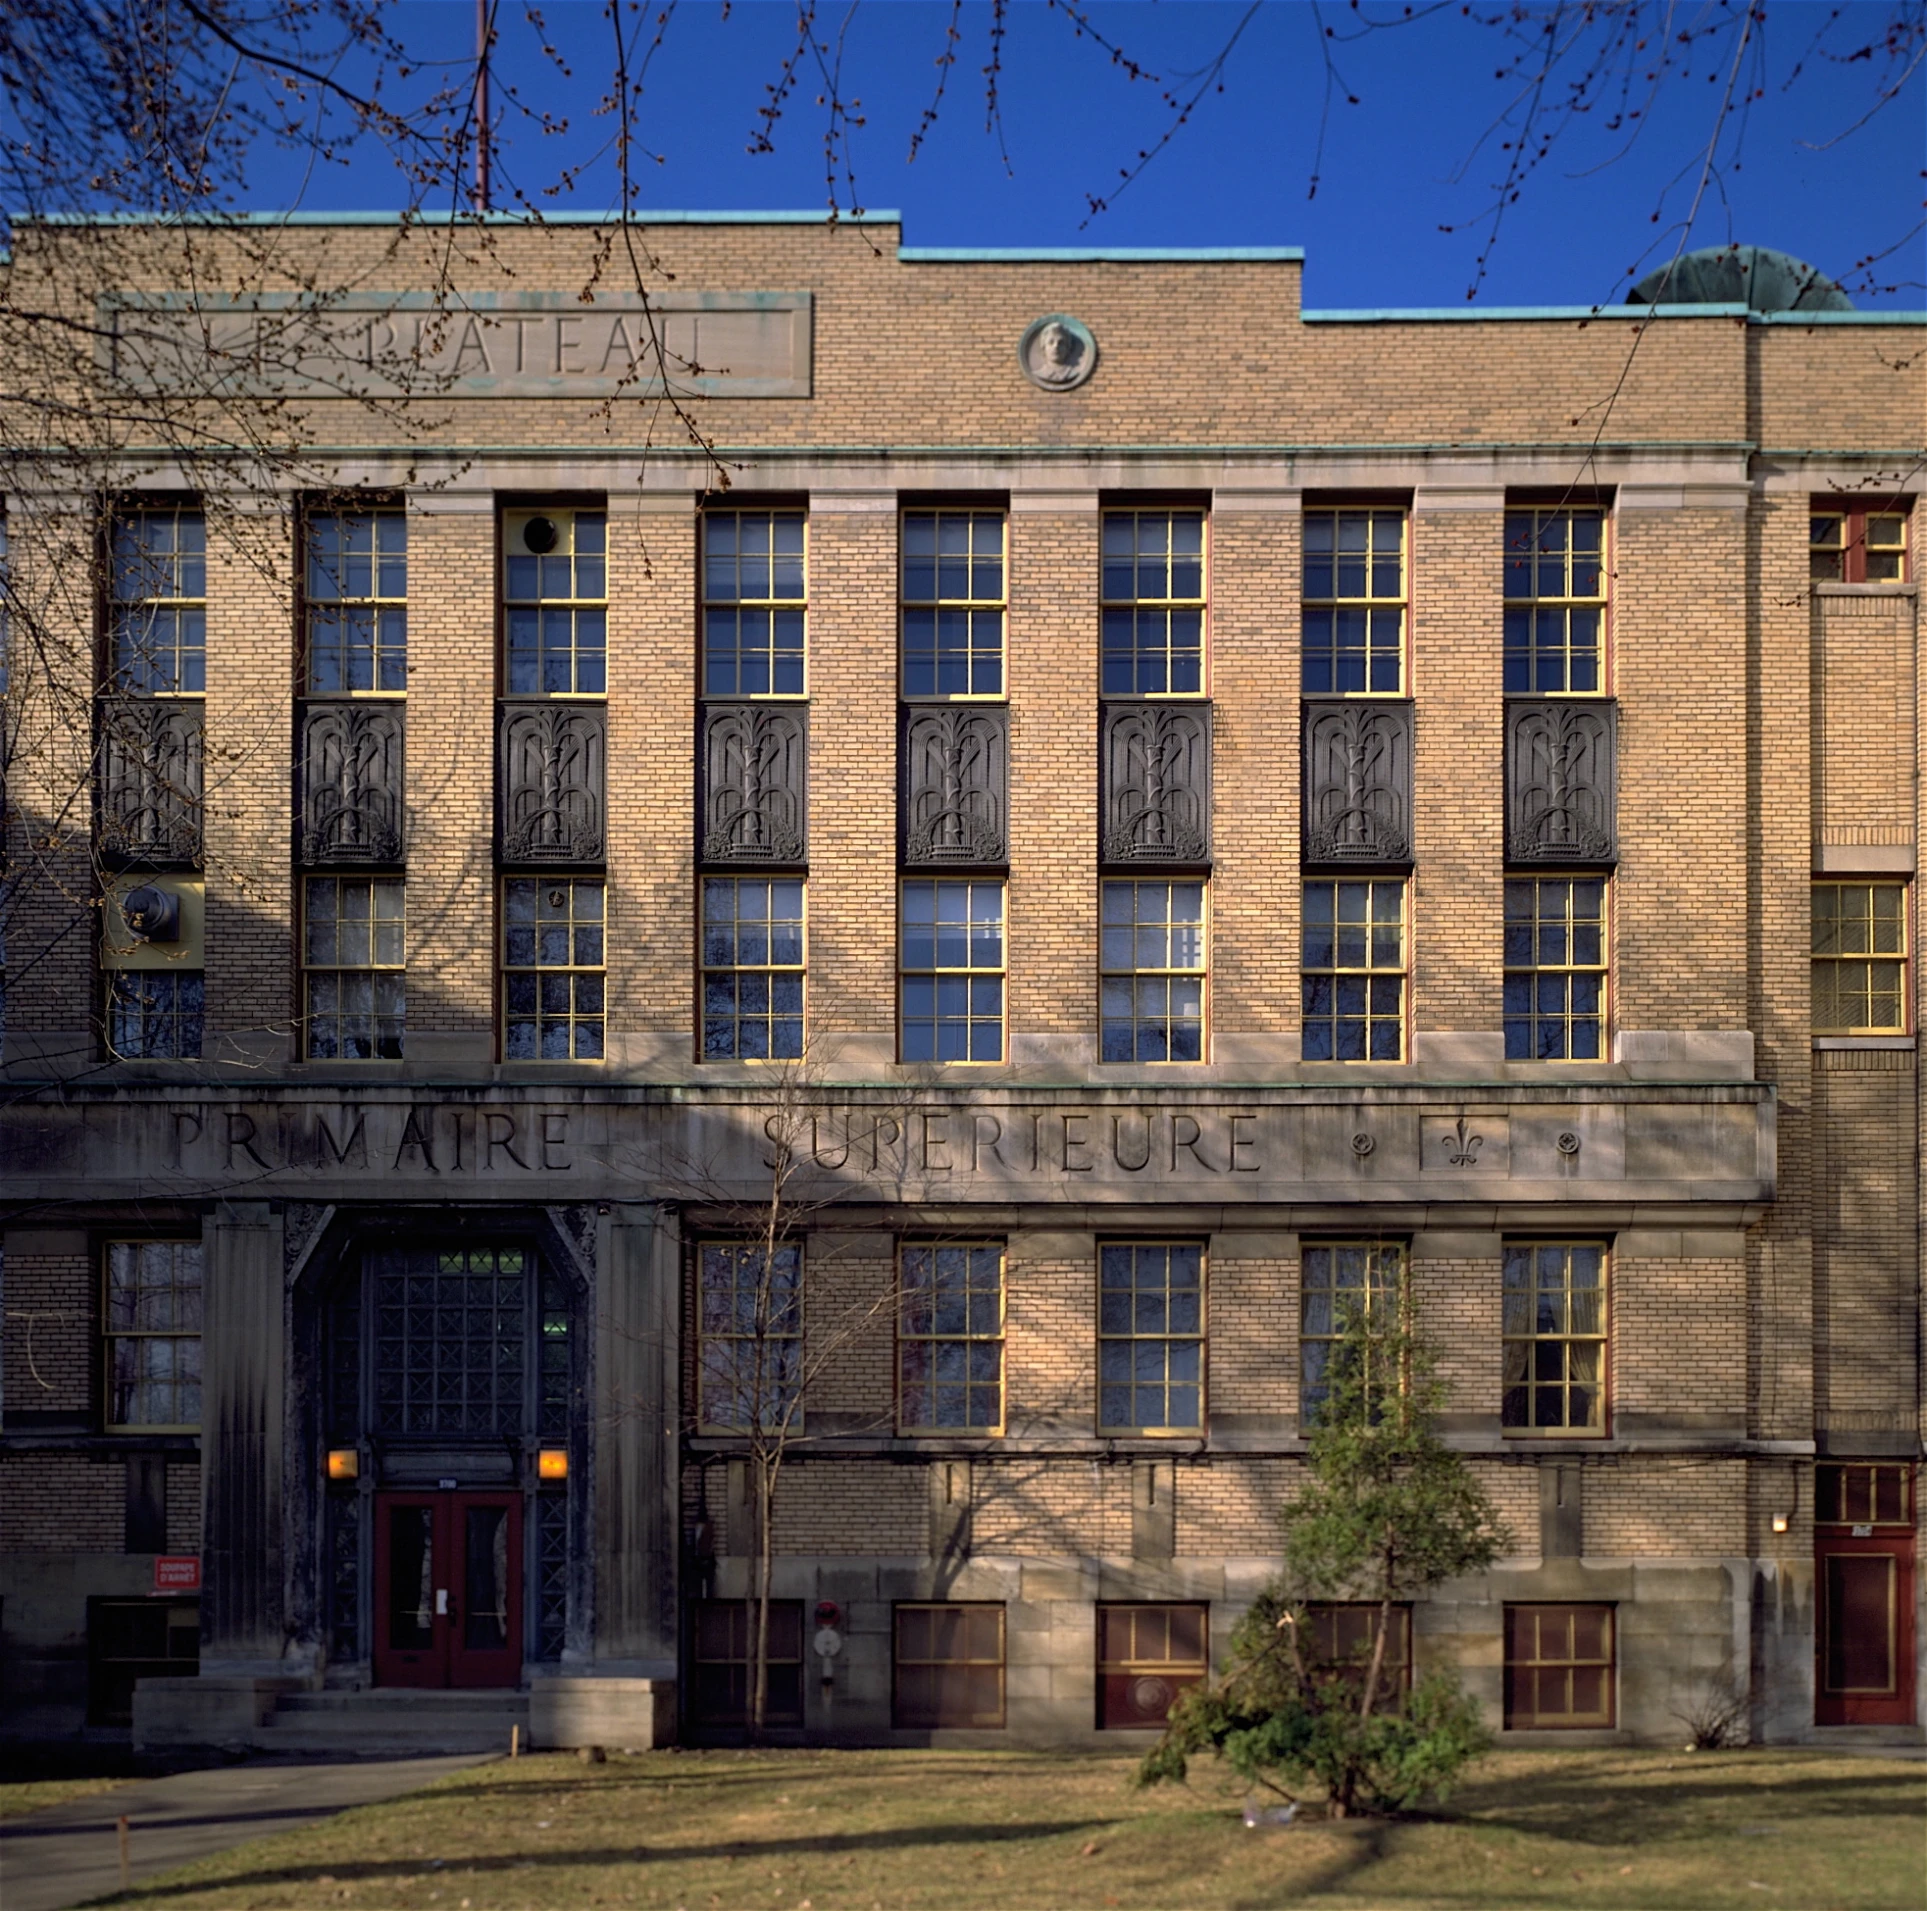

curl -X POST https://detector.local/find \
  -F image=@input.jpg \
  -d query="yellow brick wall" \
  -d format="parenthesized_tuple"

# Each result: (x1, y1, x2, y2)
(1, 1250, 92, 1414)
(1813, 592, 1917, 850)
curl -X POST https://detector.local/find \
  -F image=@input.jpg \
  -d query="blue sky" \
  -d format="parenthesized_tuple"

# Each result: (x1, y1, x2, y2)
(263, 1, 1923, 309)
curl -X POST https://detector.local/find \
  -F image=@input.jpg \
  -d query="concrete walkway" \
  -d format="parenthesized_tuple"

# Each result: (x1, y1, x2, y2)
(0, 1754, 491, 1911)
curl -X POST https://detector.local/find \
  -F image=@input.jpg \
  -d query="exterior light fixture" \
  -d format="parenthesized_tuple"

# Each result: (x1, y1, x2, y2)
(1770, 1513, 1790, 1534)
(326, 1448, 359, 1481)
(538, 1449, 569, 1481)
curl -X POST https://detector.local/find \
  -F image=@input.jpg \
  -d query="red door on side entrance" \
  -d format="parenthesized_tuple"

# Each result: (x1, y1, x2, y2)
(373, 1492, 523, 1689)
(1815, 1464, 1917, 1728)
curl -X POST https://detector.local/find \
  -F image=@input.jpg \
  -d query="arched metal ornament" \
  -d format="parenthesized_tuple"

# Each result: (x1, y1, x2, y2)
(1019, 314, 1097, 391)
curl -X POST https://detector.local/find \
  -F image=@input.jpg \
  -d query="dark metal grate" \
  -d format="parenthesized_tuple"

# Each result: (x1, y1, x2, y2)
(534, 1490, 568, 1661)
(371, 1247, 528, 1437)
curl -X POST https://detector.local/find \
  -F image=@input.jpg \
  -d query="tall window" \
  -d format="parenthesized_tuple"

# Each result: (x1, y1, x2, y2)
(697, 1240, 802, 1432)
(1100, 879, 1205, 1063)
(503, 510, 605, 695)
(1099, 1242, 1204, 1433)
(1302, 508, 1405, 694)
(111, 507, 205, 694)
(501, 877, 604, 1059)
(893, 1604, 1005, 1728)
(106, 971, 204, 1060)
(1300, 1240, 1405, 1417)
(1503, 877, 1606, 1060)
(900, 880, 1004, 1063)
(105, 1241, 203, 1431)
(1504, 1605, 1615, 1728)
(1302, 879, 1405, 1061)
(902, 509, 1004, 697)
(1810, 505, 1909, 583)
(1812, 881, 1908, 1034)
(307, 510, 407, 693)
(702, 877, 805, 1059)
(1502, 1242, 1607, 1434)
(898, 1243, 1004, 1432)
(1503, 507, 1605, 694)
(1101, 508, 1205, 696)
(704, 510, 806, 696)
(304, 876, 404, 1060)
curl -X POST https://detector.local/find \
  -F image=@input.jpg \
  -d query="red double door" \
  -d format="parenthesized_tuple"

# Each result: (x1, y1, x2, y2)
(373, 1491, 523, 1688)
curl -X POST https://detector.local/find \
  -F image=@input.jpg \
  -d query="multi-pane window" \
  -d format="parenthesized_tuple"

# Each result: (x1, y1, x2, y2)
(307, 511, 407, 693)
(503, 510, 606, 695)
(1306, 1604, 1412, 1697)
(111, 508, 206, 694)
(1096, 1604, 1208, 1729)
(1504, 1604, 1615, 1728)
(1300, 1240, 1405, 1417)
(1099, 1242, 1204, 1433)
(702, 877, 805, 1060)
(898, 1243, 1004, 1432)
(893, 1603, 1006, 1728)
(1503, 507, 1606, 694)
(105, 1241, 203, 1430)
(1812, 881, 1908, 1034)
(900, 880, 1004, 1063)
(1503, 877, 1607, 1060)
(689, 1601, 805, 1726)
(1502, 1242, 1608, 1434)
(501, 877, 604, 1060)
(304, 876, 404, 1060)
(1815, 1464, 1913, 1526)
(697, 1240, 803, 1432)
(1101, 509, 1205, 696)
(1302, 508, 1405, 694)
(1810, 506, 1909, 583)
(704, 510, 806, 696)
(1100, 879, 1205, 1063)
(1302, 879, 1405, 1061)
(106, 971, 204, 1060)
(902, 510, 1004, 697)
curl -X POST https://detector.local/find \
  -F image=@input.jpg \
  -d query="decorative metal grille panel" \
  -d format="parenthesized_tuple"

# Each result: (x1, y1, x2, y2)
(299, 703, 405, 865)
(498, 704, 606, 864)
(1505, 698, 1618, 866)
(700, 704, 807, 864)
(1100, 702, 1211, 866)
(1303, 700, 1414, 868)
(539, 1269, 573, 1439)
(534, 1491, 568, 1661)
(902, 706, 1007, 866)
(326, 1490, 362, 1663)
(97, 700, 203, 866)
(371, 1247, 529, 1438)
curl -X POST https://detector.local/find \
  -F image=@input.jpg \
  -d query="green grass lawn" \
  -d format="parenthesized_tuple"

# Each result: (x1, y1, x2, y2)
(101, 1746, 1923, 1911)
(0, 1773, 132, 1819)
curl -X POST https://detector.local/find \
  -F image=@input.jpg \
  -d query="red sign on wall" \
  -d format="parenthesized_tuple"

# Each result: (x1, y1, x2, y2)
(153, 1556, 201, 1593)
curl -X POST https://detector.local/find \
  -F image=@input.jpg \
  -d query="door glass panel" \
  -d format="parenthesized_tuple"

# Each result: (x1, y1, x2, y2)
(387, 1506, 435, 1649)
(464, 1505, 510, 1651)
(1825, 1555, 1895, 1693)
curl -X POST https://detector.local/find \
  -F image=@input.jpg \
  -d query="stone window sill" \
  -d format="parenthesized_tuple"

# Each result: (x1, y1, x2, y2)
(1812, 1035, 1916, 1051)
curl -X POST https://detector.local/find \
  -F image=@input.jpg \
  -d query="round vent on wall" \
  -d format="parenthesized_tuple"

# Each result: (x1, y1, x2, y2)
(520, 515, 560, 555)
(121, 885, 180, 942)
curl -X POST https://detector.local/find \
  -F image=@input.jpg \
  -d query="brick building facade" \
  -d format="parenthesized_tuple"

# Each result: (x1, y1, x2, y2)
(0, 214, 1920, 1751)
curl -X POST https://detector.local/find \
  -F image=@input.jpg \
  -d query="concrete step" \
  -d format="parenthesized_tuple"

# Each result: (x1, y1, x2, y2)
(259, 1689, 528, 1756)
(1810, 1723, 1926, 1747)
(278, 1691, 528, 1715)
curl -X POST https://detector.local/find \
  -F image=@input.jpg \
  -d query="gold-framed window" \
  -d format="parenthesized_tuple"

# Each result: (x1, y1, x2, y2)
(898, 1242, 1004, 1433)
(902, 509, 1004, 698)
(1101, 508, 1206, 696)
(1098, 1241, 1204, 1434)
(306, 509, 407, 693)
(1300, 1239, 1406, 1417)
(503, 508, 606, 696)
(1502, 1241, 1608, 1435)
(1096, 1603, 1208, 1729)
(701, 876, 805, 1060)
(1100, 878, 1205, 1063)
(688, 1600, 805, 1725)
(900, 879, 1004, 1063)
(1812, 881, 1908, 1034)
(110, 506, 205, 695)
(303, 875, 405, 1060)
(1302, 878, 1406, 1061)
(696, 1239, 803, 1433)
(704, 509, 806, 696)
(1503, 876, 1607, 1060)
(1815, 1463, 1913, 1527)
(1504, 1604, 1614, 1727)
(893, 1603, 1005, 1728)
(104, 1240, 203, 1431)
(1302, 508, 1406, 694)
(1503, 506, 1606, 694)
(1810, 505, 1909, 583)
(501, 876, 604, 1060)
(1305, 1603, 1412, 1697)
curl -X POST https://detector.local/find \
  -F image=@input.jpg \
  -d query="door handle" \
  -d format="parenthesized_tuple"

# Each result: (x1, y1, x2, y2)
(435, 1588, 448, 1616)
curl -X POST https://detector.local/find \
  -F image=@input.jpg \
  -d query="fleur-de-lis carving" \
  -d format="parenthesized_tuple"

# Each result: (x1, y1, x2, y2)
(1442, 1116, 1484, 1168)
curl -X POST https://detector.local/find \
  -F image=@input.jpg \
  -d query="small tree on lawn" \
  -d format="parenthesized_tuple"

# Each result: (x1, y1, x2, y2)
(1140, 1303, 1509, 1817)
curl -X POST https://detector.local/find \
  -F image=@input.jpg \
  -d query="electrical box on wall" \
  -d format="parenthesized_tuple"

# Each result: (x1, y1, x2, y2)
(101, 875, 204, 969)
